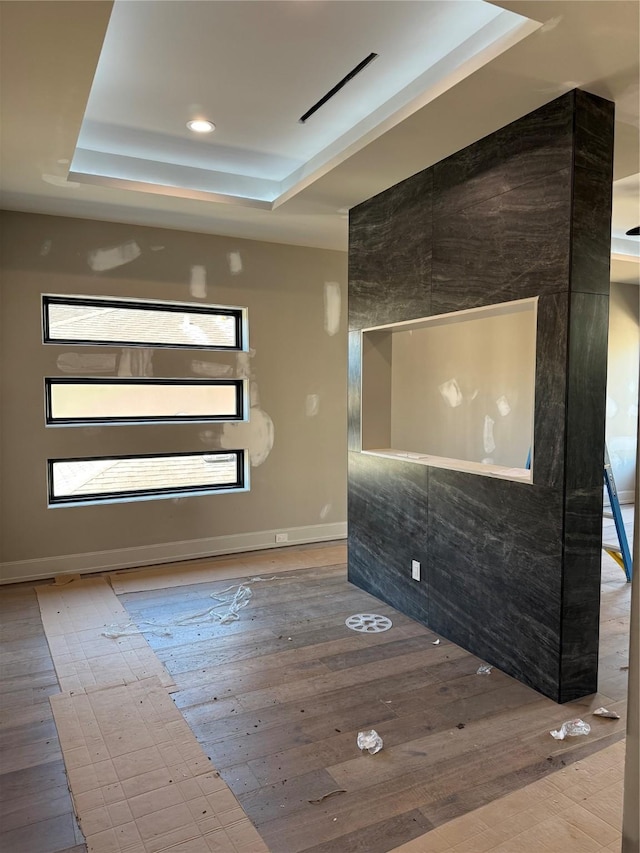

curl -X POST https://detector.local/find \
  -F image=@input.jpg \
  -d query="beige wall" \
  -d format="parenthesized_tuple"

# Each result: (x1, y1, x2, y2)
(0, 211, 347, 580)
(389, 309, 535, 469)
(606, 281, 639, 502)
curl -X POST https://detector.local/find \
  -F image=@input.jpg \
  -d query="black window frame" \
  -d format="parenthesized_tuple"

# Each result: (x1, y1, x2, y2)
(42, 294, 246, 351)
(44, 377, 246, 427)
(48, 449, 247, 507)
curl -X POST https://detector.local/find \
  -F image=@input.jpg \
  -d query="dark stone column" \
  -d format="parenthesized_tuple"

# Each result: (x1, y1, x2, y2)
(347, 90, 614, 702)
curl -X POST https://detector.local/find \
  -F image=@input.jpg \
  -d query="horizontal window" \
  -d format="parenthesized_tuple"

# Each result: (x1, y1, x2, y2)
(48, 451, 247, 506)
(45, 378, 245, 426)
(43, 295, 246, 350)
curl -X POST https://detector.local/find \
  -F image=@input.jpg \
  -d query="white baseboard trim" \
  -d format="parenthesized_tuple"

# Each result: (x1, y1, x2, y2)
(0, 522, 348, 585)
(604, 490, 635, 507)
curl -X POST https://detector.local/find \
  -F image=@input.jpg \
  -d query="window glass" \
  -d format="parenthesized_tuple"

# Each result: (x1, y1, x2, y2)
(43, 295, 244, 350)
(49, 451, 246, 505)
(46, 379, 244, 425)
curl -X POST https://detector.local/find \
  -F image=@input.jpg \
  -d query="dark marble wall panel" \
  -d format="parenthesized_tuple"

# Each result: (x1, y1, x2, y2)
(559, 291, 609, 700)
(347, 90, 614, 703)
(349, 170, 432, 331)
(432, 168, 572, 315)
(559, 486, 603, 702)
(573, 90, 616, 174)
(570, 92, 614, 296)
(348, 452, 429, 625)
(532, 293, 569, 489)
(571, 167, 614, 296)
(432, 93, 573, 220)
(427, 469, 564, 700)
(565, 293, 610, 491)
(347, 331, 361, 451)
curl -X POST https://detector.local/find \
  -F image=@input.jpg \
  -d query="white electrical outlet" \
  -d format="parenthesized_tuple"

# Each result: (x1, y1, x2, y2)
(411, 559, 421, 581)
(275, 532, 289, 543)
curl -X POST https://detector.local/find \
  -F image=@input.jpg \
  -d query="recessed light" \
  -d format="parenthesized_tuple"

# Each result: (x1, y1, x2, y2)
(187, 119, 215, 134)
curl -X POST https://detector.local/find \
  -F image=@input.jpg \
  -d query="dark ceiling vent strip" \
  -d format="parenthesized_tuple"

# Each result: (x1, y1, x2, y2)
(299, 52, 379, 124)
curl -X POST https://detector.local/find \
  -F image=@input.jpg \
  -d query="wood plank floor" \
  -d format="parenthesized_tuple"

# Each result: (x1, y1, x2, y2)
(0, 509, 632, 853)
(0, 583, 85, 853)
(120, 543, 630, 853)
(391, 740, 626, 853)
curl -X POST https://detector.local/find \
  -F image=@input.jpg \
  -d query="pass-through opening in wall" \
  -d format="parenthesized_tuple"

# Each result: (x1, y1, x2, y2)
(359, 297, 537, 483)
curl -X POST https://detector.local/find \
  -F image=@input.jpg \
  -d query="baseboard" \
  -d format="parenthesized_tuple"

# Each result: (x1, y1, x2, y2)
(0, 522, 348, 584)
(604, 490, 635, 508)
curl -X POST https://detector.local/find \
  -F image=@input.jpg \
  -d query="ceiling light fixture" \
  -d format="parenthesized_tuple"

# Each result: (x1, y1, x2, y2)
(186, 119, 215, 134)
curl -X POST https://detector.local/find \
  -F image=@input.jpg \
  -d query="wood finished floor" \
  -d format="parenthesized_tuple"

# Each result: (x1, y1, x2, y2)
(0, 509, 633, 853)
(0, 582, 85, 853)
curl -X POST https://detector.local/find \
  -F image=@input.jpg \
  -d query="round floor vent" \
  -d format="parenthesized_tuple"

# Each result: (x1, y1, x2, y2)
(345, 613, 392, 633)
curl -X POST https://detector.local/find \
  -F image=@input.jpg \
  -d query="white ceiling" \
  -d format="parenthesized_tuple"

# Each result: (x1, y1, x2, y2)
(72, 1, 536, 205)
(0, 0, 638, 283)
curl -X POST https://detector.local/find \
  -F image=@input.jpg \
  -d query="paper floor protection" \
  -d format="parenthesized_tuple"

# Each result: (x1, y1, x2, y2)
(36, 576, 175, 692)
(50, 677, 268, 853)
